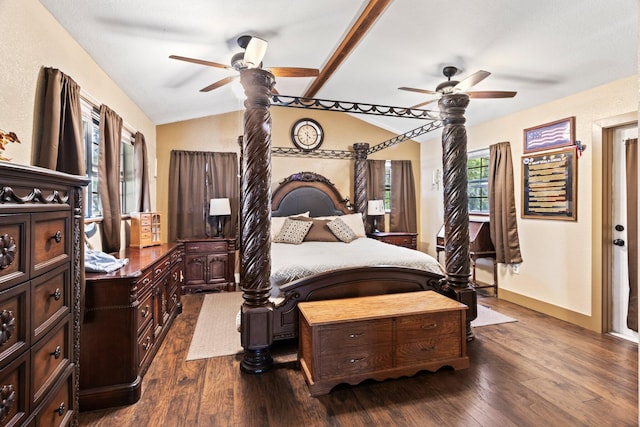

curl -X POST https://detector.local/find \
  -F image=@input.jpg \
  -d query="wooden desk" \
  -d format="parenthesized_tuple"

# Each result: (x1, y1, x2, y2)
(298, 291, 468, 396)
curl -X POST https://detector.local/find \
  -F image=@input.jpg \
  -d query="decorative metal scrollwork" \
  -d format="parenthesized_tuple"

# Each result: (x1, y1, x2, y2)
(0, 384, 15, 422)
(0, 310, 15, 346)
(0, 235, 15, 270)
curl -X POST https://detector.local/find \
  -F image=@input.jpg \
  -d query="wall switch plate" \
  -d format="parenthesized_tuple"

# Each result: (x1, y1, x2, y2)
(511, 263, 520, 274)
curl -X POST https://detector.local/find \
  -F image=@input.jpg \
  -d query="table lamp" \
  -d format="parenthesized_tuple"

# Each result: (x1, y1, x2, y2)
(367, 199, 385, 233)
(209, 198, 231, 237)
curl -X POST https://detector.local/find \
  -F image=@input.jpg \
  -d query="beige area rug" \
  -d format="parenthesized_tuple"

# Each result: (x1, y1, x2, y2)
(186, 293, 517, 361)
(472, 304, 517, 327)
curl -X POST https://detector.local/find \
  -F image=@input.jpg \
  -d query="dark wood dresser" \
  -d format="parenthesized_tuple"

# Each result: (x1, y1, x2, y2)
(80, 244, 183, 411)
(180, 237, 236, 293)
(299, 291, 468, 396)
(0, 163, 88, 426)
(366, 231, 417, 250)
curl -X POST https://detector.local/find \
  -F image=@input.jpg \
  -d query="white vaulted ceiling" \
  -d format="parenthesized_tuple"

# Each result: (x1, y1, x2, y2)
(39, 0, 637, 139)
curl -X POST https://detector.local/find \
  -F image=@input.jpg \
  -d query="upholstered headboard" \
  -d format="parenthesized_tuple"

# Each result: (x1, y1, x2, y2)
(271, 172, 352, 217)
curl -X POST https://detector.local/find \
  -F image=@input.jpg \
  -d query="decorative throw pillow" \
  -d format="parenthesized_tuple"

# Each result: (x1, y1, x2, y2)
(271, 212, 309, 240)
(327, 217, 358, 243)
(290, 216, 340, 242)
(273, 218, 313, 244)
(315, 212, 366, 238)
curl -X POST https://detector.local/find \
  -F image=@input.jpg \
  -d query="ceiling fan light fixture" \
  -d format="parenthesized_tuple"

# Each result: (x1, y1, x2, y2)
(244, 37, 268, 68)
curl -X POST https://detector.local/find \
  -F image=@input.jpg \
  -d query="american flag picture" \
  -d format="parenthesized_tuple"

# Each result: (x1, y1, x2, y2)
(524, 117, 575, 154)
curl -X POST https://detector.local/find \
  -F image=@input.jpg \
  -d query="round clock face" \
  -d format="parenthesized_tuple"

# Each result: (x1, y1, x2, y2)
(291, 118, 324, 151)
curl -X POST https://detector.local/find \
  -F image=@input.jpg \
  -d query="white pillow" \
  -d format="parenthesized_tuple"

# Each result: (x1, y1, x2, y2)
(315, 212, 366, 238)
(271, 211, 309, 240)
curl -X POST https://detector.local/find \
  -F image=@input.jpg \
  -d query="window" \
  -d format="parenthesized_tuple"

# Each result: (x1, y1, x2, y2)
(467, 148, 490, 214)
(81, 99, 136, 218)
(384, 160, 391, 212)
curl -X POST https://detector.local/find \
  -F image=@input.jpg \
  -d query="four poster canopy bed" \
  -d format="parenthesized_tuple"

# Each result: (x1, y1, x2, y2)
(238, 68, 477, 374)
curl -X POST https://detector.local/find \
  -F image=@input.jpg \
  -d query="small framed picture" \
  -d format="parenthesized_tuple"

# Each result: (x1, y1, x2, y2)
(523, 117, 575, 154)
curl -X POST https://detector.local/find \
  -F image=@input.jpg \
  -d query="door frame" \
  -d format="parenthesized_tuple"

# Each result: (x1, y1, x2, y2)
(598, 112, 638, 333)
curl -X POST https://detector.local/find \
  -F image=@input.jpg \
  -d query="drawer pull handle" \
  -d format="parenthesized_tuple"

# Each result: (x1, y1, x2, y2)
(421, 345, 437, 352)
(50, 288, 61, 301)
(143, 337, 152, 351)
(349, 357, 365, 364)
(141, 305, 150, 318)
(0, 310, 16, 346)
(51, 345, 61, 359)
(421, 323, 437, 330)
(142, 278, 151, 285)
(155, 268, 162, 275)
(0, 385, 15, 422)
(172, 294, 178, 303)
(348, 333, 364, 338)
(55, 402, 65, 416)
(51, 231, 62, 243)
(0, 234, 16, 270)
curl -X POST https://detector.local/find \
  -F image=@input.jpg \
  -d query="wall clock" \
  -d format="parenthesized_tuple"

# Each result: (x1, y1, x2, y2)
(291, 118, 324, 151)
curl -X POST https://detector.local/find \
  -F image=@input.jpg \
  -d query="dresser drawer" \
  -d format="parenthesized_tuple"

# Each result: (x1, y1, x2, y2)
(0, 282, 29, 367)
(319, 319, 392, 353)
(320, 349, 393, 379)
(137, 321, 154, 370)
(184, 241, 227, 253)
(395, 311, 461, 340)
(136, 269, 154, 293)
(31, 265, 69, 342)
(31, 212, 70, 277)
(0, 214, 30, 292)
(34, 369, 73, 427)
(31, 315, 71, 407)
(0, 350, 29, 426)
(385, 235, 415, 248)
(154, 256, 173, 279)
(136, 290, 153, 335)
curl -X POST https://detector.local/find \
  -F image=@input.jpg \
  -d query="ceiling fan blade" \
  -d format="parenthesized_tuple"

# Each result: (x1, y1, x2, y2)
(200, 75, 238, 92)
(269, 67, 320, 78)
(244, 37, 268, 68)
(409, 99, 438, 109)
(169, 55, 231, 70)
(399, 86, 438, 95)
(468, 90, 517, 99)
(454, 70, 491, 92)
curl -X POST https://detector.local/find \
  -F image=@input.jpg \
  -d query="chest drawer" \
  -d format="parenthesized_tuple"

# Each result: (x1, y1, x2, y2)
(31, 265, 70, 343)
(0, 282, 29, 366)
(0, 350, 29, 427)
(184, 241, 227, 253)
(0, 214, 30, 292)
(319, 319, 392, 353)
(34, 369, 73, 427)
(31, 212, 70, 277)
(395, 334, 462, 366)
(31, 315, 71, 407)
(395, 311, 461, 341)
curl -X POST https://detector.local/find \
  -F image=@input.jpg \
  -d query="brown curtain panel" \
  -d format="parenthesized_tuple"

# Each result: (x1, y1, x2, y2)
(168, 151, 239, 241)
(625, 138, 638, 331)
(98, 105, 123, 253)
(36, 67, 85, 175)
(389, 160, 417, 233)
(367, 160, 387, 232)
(134, 132, 151, 212)
(489, 142, 523, 264)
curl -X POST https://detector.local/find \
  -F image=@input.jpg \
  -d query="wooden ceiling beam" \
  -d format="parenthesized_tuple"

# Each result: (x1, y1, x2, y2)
(303, 0, 392, 98)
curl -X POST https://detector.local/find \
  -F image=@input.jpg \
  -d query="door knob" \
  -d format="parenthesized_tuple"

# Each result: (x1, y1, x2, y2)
(613, 239, 625, 246)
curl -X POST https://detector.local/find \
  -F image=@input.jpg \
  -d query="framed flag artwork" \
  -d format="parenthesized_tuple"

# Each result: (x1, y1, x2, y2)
(523, 117, 575, 154)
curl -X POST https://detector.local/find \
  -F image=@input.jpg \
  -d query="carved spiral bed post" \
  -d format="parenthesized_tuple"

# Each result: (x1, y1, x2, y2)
(239, 68, 275, 373)
(438, 93, 477, 340)
(353, 143, 369, 217)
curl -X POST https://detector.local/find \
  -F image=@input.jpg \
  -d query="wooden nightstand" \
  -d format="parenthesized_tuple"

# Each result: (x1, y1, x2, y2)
(180, 237, 236, 293)
(367, 231, 417, 250)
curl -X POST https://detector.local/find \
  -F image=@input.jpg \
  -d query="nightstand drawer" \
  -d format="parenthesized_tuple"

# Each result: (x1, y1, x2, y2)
(184, 241, 227, 253)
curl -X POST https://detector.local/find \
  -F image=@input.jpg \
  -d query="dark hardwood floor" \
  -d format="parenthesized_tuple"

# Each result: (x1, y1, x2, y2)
(79, 292, 638, 427)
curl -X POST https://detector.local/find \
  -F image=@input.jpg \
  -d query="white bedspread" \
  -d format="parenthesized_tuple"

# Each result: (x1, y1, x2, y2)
(270, 237, 444, 297)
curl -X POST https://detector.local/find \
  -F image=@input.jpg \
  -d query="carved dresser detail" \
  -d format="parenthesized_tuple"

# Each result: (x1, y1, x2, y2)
(0, 162, 88, 426)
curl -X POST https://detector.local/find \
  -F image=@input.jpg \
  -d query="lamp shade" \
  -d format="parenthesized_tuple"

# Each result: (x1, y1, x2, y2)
(209, 198, 231, 216)
(367, 200, 385, 215)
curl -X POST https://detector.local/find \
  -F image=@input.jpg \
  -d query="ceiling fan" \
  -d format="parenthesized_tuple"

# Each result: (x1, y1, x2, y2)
(399, 66, 517, 109)
(169, 35, 319, 93)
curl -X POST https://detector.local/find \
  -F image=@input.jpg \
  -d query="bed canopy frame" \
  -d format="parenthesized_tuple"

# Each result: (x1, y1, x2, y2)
(238, 68, 475, 374)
